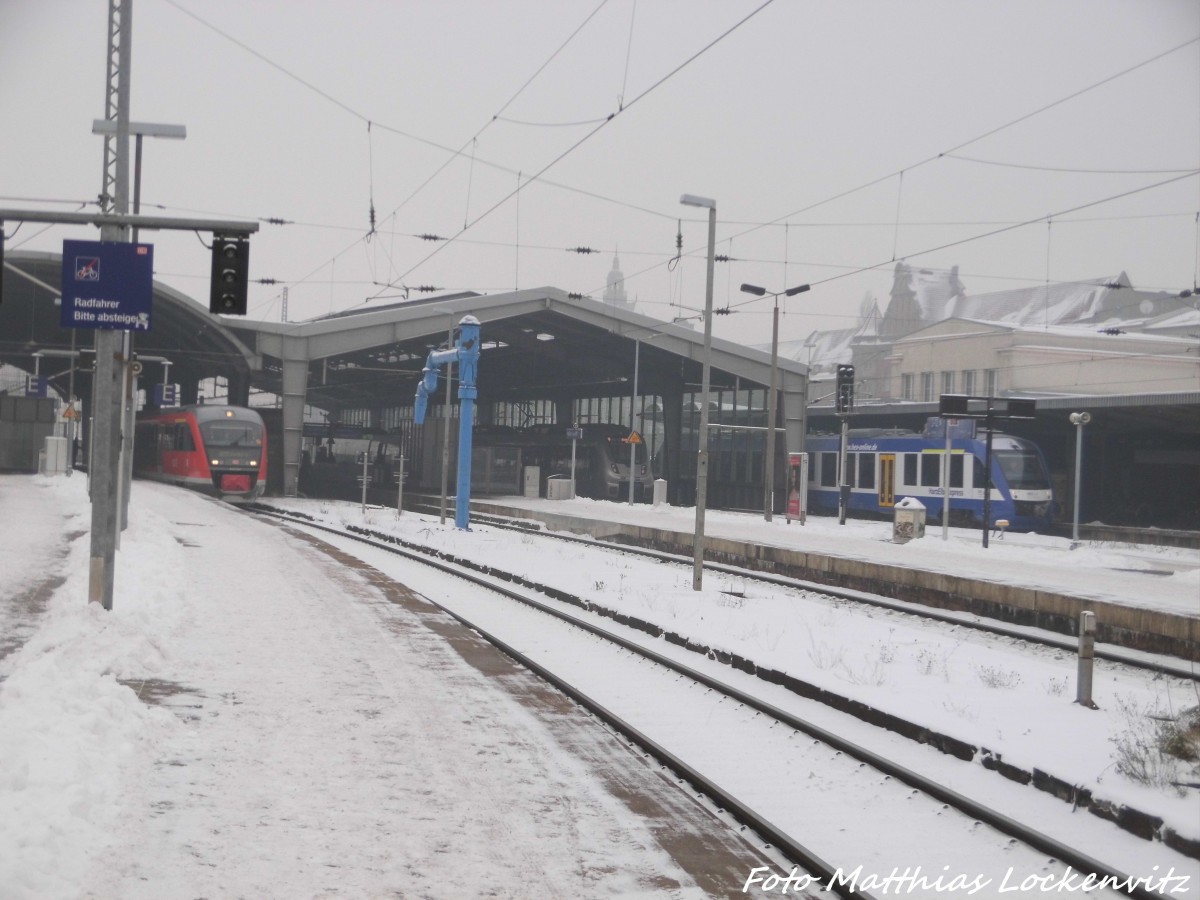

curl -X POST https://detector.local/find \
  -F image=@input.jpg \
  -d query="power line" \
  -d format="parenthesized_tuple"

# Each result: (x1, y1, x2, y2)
(361, 0, 778, 304)
(723, 35, 1200, 248)
(724, 170, 1200, 315)
(940, 153, 1198, 176)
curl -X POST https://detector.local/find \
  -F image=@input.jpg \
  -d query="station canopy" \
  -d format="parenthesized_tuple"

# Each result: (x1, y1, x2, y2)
(2, 250, 806, 416)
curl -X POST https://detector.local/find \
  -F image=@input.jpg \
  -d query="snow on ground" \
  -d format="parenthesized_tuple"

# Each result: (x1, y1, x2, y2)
(487, 494, 1200, 617)
(1, 473, 1198, 899)
(0, 475, 712, 900)
(271, 494, 1200, 840)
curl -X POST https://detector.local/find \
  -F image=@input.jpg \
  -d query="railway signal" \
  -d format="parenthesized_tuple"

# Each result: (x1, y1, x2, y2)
(835, 364, 855, 414)
(209, 235, 250, 315)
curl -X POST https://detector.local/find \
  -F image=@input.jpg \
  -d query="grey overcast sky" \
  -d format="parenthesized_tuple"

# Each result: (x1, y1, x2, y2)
(2, 0, 1198, 349)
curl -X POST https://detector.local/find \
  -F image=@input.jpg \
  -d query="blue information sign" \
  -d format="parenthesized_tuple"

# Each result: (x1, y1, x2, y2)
(60, 239, 154, 331)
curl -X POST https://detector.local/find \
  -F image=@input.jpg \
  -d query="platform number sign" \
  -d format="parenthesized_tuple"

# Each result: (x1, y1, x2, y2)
(60, 239, 154, 331)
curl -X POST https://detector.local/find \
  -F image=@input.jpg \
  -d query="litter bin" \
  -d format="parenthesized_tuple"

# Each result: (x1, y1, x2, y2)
(523, 465, 541, 498)
(893, 496, 926, 543)
(42, 436, 70, 475)
(652, 478, 668, 507)
(546, 475, 573, 501)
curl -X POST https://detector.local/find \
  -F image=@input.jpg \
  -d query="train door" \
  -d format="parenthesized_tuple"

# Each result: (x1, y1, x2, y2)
(879, 454, 896, 508)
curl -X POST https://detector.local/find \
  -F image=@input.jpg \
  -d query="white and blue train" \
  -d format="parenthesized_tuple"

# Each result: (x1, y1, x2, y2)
(804, 421, 1057, 531)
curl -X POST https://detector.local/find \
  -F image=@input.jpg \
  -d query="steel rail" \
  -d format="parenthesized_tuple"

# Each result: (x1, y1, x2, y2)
(249, 505, 1168, 900)
(414, 500, 1198, 683)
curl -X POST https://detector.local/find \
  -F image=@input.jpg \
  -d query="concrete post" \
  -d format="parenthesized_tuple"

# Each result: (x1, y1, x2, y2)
(1076, 611, 1097, 709)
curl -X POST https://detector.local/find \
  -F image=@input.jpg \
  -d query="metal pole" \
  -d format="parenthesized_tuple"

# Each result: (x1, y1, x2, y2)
(837, 415, 849, 525)
(360, 447, 369, 515)
(629, 339, 639, 505)
(1076, 610, 1096, 708)
(89, 0, 132, 611)
(764, 298, 779, 521)
(116, 330, 134, 538)
(982, 410, 994, 549)
(1072, 421, 1084, 542)
(439, 321, 453, 524)
(395, 454, 405, 517)
(570, 433, 577, 498)
(941, 423, 951, 540)
(117, 133, 144, 533)
(692, 203, 716, 591)
(67, 329, 78, 472)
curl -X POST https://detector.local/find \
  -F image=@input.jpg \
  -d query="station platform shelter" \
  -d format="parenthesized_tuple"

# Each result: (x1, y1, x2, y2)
(4, 248, 1197, 527)
(1, 250, 808, 512)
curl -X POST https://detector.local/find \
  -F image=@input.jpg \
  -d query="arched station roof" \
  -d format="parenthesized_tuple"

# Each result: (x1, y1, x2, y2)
(1, 250, 258, 405)
(227, 287, 808, 417)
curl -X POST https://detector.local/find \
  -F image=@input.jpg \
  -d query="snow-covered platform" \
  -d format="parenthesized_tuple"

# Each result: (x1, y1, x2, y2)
(0, 474, 773, 898)
(461, 493, 1200, 662)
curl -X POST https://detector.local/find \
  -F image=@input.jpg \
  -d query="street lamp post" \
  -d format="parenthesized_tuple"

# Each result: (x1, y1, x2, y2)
(740, 282, 810, 521)
(1069, 411, 1091, 543)
(628, 337, 641, 505)
(680, 193, 717, 591)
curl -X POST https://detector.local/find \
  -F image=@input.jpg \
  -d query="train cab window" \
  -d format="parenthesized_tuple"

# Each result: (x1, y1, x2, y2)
(920, 453, 940, 487)
(996, 451, 1050, 489)
(856, 453, 875, 489)
(201, 421, 262, 448)
(820, 452, 838, 487)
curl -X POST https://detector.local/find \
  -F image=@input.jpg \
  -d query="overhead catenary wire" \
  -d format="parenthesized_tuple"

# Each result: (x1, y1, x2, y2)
(618, 0, 637, 110)
(719, 35, 1200, 251)
(361, 0, 778, 304)
(151, 1, 1196, 321)
(700, 169, 1200, 316)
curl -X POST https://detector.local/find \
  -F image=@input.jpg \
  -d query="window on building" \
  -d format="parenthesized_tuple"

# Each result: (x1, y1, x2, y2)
(984, 369, 997, 397)
(901, 373, 914, 400)
(941, 371, 955, 395)
(962, 369, 976, 395)
(920, 372, 934, 402)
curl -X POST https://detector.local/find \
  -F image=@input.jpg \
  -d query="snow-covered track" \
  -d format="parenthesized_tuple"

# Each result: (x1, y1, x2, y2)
(439, 505, 1200, 683)
(248, 504, 1177, 899)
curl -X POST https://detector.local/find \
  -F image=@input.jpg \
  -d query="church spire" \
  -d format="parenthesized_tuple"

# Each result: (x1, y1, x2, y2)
(604, 248, 629, 308)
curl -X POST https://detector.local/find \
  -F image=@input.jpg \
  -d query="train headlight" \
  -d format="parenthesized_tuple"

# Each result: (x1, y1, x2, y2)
(210, 459, 220, 466)
(250, 460, 258, 467)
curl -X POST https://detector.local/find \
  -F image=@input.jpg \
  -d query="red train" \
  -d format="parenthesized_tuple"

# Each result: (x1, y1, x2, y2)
(133, 405, 268, 501)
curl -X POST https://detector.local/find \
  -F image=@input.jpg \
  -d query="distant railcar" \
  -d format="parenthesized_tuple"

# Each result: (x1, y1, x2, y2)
(804, 427, 1056, 531)
(134, 405, 268, 501)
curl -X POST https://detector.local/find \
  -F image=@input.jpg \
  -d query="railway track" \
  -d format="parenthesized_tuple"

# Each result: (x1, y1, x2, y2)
(408, 496, 1199, 683)
(249, 502, 1194, 898)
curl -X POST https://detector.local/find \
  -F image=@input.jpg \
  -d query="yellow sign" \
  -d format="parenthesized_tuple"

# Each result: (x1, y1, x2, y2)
(62, 407, 79, 420)
(626, 431, 642, 444)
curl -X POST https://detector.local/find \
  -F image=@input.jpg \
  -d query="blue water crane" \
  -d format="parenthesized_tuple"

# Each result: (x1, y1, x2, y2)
(414, 315, 481, 529)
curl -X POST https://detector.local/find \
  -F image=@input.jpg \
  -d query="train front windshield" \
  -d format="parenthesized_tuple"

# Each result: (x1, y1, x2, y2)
(201, 421, 263, 449)
(995, 450, 1050, 490)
